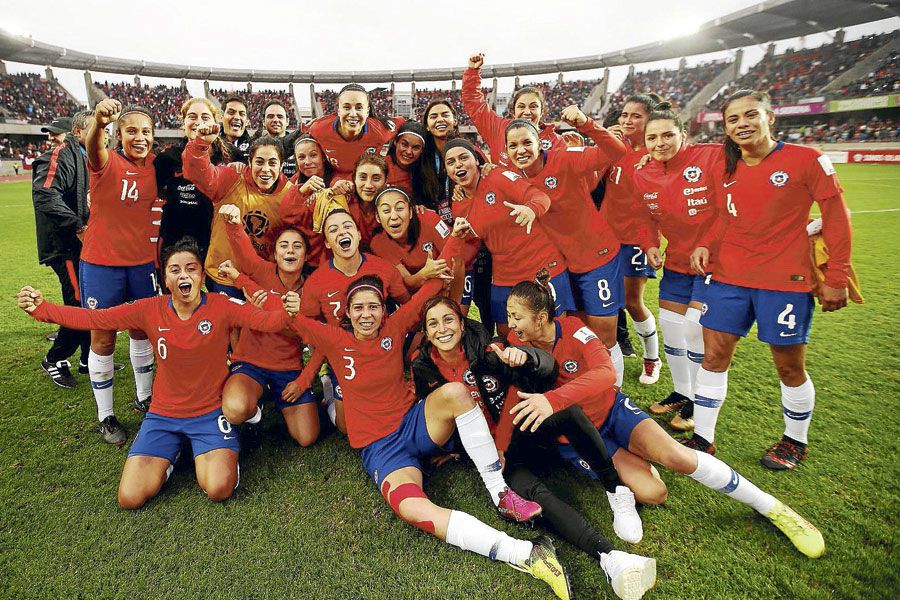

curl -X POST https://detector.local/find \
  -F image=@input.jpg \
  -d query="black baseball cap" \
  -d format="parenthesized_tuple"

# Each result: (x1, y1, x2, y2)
(41, 117, 72, 134)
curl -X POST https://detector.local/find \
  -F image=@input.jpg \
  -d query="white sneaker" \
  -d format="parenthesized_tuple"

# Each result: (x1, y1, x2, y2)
(599, 550, 657, 600)
(638, 359, 661, 385)
(607, 485, 643, 543)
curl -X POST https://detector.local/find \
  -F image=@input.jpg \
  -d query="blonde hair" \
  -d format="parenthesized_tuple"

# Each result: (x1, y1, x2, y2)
(179, 97, 221, 122)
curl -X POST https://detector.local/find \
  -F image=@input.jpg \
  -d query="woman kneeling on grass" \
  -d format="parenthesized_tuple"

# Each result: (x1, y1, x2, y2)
(285, 215, 573, 600)
(502, 270, 826, 560)
(17, 237, 295, 509)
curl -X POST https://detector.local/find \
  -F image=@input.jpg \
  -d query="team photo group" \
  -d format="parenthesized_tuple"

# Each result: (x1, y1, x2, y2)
(21, 48, 855, 600)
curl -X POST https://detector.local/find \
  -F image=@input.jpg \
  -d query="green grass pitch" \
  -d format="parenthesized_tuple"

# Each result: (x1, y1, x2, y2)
(0, 164, 897, 599)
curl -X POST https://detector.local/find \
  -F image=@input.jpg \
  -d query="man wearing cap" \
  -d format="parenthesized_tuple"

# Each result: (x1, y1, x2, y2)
(41, 117, 72, 148)
(31, 110, 94, 388)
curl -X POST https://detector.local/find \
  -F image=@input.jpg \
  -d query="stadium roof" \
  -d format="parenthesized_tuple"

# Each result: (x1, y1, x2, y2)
(1, 0, 897, 83)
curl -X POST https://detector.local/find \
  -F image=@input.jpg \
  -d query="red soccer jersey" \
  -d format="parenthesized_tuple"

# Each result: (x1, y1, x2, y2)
(289, 236, 464, 448)
(461, 168, 564, 286)
(702, 142, 851, 292)
(370, 209, 451, 274)
(347, 197, 379, 247)
(519, 120, 626, 273)
(224, 221, 304, 371)
(431, 348, 495, 434)
(305, 115, 405, 178)
(600, 141, 647, 245)
(300, 253, 409, 324)
(82, 150, 158, 266)
(386, 153, 412, 195)
(30, 294, 291, 418)
(462, 68, 562, 168)
(494, 316, 617, 451)
(631, 143, 724, 275)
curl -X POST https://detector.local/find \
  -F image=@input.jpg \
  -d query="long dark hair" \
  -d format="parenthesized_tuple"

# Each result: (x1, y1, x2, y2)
(721, 89, 775, 178)
(387, 121, 440, 207)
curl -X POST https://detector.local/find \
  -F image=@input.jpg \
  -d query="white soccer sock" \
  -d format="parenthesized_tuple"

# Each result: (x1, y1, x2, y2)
(88, 350, 115, 421)
(246, 406, 263, 425)
(632, 314, 659, 361)
(781, 378, 815, 444)
(688, 451, 777, 515)
(684, 308, 705, 395)
(693, 367, 728, 443)
(326, 402, 337, 426)
(455, 405, 507, 505)
(129, 337, 154, 401)
(609, 343, 624, 388)
(659, 308, 692, 397)
(446, 510, 533, 565)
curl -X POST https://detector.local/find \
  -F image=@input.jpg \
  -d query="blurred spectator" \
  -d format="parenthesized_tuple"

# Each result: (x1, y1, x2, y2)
(610, 60, 731, 110)
(95, 81, 190, 128)
(212, 88, 297, 129)
(692, 116, 899, 144)
(0, 73, 83, 124)
(840, 51, 900, 97)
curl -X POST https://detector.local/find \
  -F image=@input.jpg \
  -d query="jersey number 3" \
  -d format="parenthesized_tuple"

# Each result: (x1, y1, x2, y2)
(342, 355, 356, 380)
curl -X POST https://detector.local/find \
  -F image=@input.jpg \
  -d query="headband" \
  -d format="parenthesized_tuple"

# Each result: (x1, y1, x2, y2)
(347, 283, 384, 301)
(398, 131, 426, 144)
(374, 186, 411, 207)
(444, 137, 478, 157)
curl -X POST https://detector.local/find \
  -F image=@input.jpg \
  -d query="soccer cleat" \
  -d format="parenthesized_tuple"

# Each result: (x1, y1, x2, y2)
(41, 358, 76, 389)
(648, 391, 689, 415)
(679, 434, 717, 455)
(607, 486, 643, 543)
(497, 487, 542, 523)
(132, 395, 152, 413)
(599, 550, 657, 600)
(511, 535, 572, 600)
(99, 416, 127, 446)
(766, 501, 825, 558)
(669, 414, 694, 431)
(760, 438, 808, 470)
(78, 361, 126, 375)
(638, 359, 661, 385)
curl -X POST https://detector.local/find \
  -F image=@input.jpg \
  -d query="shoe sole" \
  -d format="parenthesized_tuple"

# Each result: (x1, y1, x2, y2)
(760, 458, 796, 470)
(501, 507, 543, 523)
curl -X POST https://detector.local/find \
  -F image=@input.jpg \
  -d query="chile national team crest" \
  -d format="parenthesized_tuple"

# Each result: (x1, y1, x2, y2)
(544, 176, 558, 189)
(463, 370, 477, 385)
(422, 241, 434, 253)
(198, 320, 213, 335)
(769, 170, 790, 187)
(682, 166, 702, 183)
(485, 192, 496, 205)
(380, 337, 393, 351)
(563, 360, 579, 373)
(540, 139, 552, 151)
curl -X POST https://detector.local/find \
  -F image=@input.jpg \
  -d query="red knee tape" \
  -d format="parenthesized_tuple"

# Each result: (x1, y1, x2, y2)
(381, 481, 435, 534)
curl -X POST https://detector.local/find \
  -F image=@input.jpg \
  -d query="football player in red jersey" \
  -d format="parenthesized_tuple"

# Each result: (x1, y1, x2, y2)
(501, 273, 827, 560)
(348, 154, 389, 246)
(443, 138, 574, 338)
(18, 237, 295, 509)
(686, 90, 852, 470)
(504, 111, 628, 386)
(80, 98, 160, 444)
(385, 120, 441, 208)
(629, 102, 724, 431)
(305, 84, 403, 179)
(214, 204, 321, 447)
(603, 94, 664, 385)
(463, 53, 564, 168)
(286, 222, 573, 599)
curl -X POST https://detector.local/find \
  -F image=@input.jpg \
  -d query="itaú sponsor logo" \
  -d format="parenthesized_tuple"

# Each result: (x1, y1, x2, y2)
(687, 197, 708, 207)
(683, 186, 707, 195)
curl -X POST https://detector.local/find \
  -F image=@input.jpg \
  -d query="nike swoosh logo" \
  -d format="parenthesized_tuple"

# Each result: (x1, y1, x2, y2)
(602, 301, 614, 307)
(224, 435, 237, 440)
(723, 181, 737, 188)
(157, 327, 170, 332)
(343, 347, 356, 352)
(779, 332, 798, 337)
(126, 171, 139, 176)
(174, 171, 183, 177)
(326, 291, 340, 297)
(325, 149, 336, 153)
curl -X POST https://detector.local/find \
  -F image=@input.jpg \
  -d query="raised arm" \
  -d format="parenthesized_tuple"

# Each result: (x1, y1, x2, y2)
(461, 53, 507, 147)
(21, 286, 147, 332)
(560, 107, 627, 170)
(86, 98, 121, 171)
(182, 125, 240, 202)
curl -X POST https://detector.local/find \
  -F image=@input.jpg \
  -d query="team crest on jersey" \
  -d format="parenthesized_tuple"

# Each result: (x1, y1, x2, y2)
(380, 337, 393, 351)
(422, 242, 434, 253)
(682, 166, 702, 183)
(197, 319, 213, 335)
(481, 375, 499, 393)
(563, 360, 579, 373)
(701, 302, 709, 315)
(485, 192, 496, 205)
(544, 176, 558, 189)
(540, 139, 552, 151)
(500, 152, 509, 160)
(769, 170, 790, 187)
(243, 211, 270, 238)
(366, 147, 377, 155)
(86, 296, 98, 309)
(463, 370, 477, 386)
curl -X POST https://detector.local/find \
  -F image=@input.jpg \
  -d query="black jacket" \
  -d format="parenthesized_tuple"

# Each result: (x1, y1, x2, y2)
(31, 133, 89, 265)
(220, 130, 252, 164)
(412, 318, 558, 424)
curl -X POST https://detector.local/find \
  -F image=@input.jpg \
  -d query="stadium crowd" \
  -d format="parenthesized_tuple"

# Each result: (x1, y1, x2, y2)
(610, 60, 731, 110)
(0, 73, 82, 124)
(840, 51, 900, 97)
(95, 81, 190, 129)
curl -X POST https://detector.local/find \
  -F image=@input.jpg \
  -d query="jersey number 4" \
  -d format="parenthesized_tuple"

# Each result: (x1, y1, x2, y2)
(726, 193, 738, 217)
(120, 179, 139, 202)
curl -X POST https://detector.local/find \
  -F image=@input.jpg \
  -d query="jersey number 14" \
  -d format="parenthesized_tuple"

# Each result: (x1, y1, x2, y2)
(120, 179, 139, 202)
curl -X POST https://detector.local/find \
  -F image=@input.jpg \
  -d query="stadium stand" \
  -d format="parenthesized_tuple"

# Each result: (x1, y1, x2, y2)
(839, 51, 900, 97)
(0, 136, 50, 159)
(212, 88, 297, 128)
(0, 73, 82, 124)
(95, 81, 190, 129)
(609, 60, 732, 110)
(516, 79, 599, 122)
(413, 88, 469, 124)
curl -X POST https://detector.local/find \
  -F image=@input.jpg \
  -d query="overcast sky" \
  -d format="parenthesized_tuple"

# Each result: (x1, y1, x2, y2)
(1, 0, 897, 107)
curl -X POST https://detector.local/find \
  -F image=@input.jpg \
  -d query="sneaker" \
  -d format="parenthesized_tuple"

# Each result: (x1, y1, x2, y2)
(766, 501, 825, 558)
(638, 359, 661, 385)
(599, 550, 657, 600)
(46, 330, 59, 342)
(41, 358, 76, 389)
(679, 434, 717, 455)
(669, 414, 694, 431)
(497, 487, 542, 523)
(132, 395, 152, 413)
(78, 361, 126, 375)
(99, 416, 128, 446)
(649, 391, 689, 415)
(607, 486, 643, 543)
(510, 535, 572, 600)
(760, 438, 808, 471)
